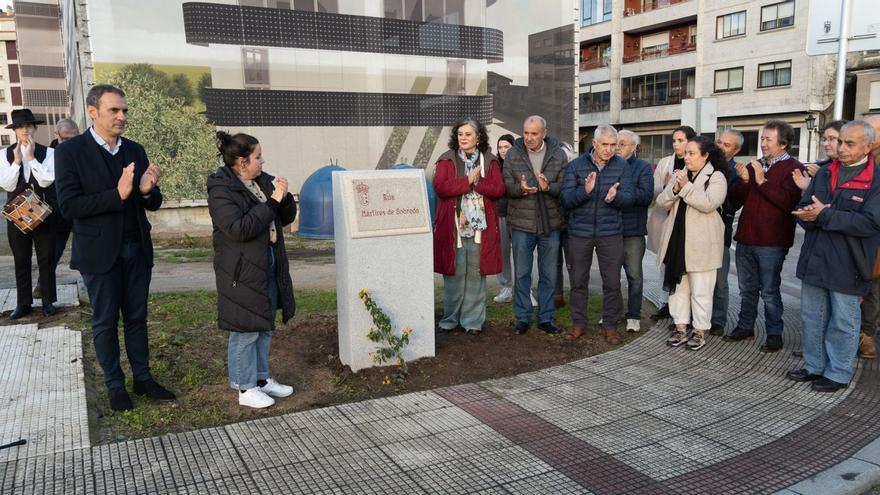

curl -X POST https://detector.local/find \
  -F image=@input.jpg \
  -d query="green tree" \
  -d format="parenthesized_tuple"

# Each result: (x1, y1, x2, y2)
(105, 65, 218, 200)
(196, 72, 212, 104)
(169, 73, 195, 106)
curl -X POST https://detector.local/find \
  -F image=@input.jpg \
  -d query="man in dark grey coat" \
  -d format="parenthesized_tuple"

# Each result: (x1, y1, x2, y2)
(502, 116, 569, 335)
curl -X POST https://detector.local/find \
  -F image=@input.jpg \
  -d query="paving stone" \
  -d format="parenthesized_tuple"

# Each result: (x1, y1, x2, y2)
(295, 424, 376, 457)
(356, 415, 432, 446)
(378, 435, 460, 470)
(407, 457, 503, 494)
(506, 388, 568, 413)
(314, 447, 404, 486)
(434, 424, 515, 457)
(282, 406, 355, 431)
(480, 375, 541, 397)
(407, 406, 482, 435)
(614, 443, 706, 481)
(785, 458, 880, 495)
(534, 404, 617, 432)
(658, 433, 740, 465)
(467, 445, 554, 485)
(174, 475, 261, 495)
(502, 470, 594, 494)
(338, 472, 427, 494)
(384, 391, 454, 414)
(251, 460, 343, 494)
(573, 414, 686, 455)
(337, 397, 408, 424)
(225, 418, 316, 469)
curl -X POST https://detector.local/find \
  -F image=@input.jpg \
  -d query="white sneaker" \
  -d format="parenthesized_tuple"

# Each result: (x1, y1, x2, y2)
(530, 290, 538, 307)
(260, 378, 294, 398)
(626, 319, 640, 333)
(494, 287, 513, 303)
(239, 387, 275, 408)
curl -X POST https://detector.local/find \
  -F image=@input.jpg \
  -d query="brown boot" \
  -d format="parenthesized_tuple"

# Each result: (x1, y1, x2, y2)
(604, 329, 622, 345)
(567, 325, 585, 340)
(859, 333, 877, 359)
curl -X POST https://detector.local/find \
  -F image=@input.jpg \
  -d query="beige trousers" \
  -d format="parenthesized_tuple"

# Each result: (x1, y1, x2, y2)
(669, 270, 717, 330)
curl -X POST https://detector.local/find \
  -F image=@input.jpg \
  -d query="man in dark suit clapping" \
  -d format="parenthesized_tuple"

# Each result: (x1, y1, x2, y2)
(55, 84, 175, 411)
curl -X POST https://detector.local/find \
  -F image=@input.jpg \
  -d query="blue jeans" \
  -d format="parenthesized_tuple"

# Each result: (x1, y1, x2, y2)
(511, 228, 559, 324)
(622, 236, 645, 320)
(735, 244, 788, 336)
(800, 282, 861, 384)
(711, 247, 731, 327)
(227, 247, 278, 390)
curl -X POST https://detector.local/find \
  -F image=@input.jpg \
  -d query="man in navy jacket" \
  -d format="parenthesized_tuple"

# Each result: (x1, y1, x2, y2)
(561, 125, 633, 344)
(788, 120, 880, 392)
(55, 85, 175, 411)
(615, 130, 653, 333)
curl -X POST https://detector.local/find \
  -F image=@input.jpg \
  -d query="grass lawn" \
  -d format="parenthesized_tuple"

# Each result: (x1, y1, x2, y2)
(56, 288, 656, 444)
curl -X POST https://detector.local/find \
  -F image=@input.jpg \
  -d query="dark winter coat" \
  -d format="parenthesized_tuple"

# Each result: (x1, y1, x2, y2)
(730, 156, 804, 248)
(501, 136, 568, 235)
(796, 156, 880, 296)
(621, 154, 654, 237)
(206, 166, 297, 332)
(560, 152, 634, 239)
(432, 150, 505, 276)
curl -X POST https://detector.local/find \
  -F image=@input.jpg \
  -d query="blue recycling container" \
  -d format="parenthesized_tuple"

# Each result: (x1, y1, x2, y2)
(391, 163, 437, 222)
(297, 164, 345, 239)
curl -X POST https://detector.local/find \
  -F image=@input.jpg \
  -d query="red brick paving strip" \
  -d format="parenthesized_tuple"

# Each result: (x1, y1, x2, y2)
(438, 356, 880, 495)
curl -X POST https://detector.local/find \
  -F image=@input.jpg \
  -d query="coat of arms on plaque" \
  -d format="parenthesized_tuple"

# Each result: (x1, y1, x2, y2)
(355, 181, 370, 207)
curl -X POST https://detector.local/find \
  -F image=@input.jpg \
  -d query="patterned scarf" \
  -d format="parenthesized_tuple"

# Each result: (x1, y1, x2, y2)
(457, 149, 487, 240)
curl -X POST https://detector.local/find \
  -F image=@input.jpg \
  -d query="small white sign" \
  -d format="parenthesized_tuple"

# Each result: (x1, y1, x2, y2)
(337, 170, 432, 239)
(807, 0, 880, 56)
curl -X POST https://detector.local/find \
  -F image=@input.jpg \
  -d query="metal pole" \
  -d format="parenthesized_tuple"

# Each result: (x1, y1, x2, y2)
(833, 0, 852, 120)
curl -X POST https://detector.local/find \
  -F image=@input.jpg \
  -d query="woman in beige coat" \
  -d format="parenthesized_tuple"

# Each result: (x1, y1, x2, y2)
(647, 126, 696, 321)
(656, 136, 728, 350)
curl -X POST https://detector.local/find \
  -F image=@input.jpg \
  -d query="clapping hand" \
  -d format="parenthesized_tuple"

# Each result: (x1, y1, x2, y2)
(139, 163, 161, 194)
(791, 169, 811, 191)
(584, 172, 597, 194)
(750, 160, 765, 185)
(271, 176, 289, 202)
(806, 163, 820, 177)
(735, 162, 749, 182)
(118, 163, 135, 200)
(604, 181, 619, 203)
(672, 170, 687, 193)
(520, 174, 538, 195)
(792, 195, 827, 222)
(468, 165, 482, 186)
(537, 173, 549, 192)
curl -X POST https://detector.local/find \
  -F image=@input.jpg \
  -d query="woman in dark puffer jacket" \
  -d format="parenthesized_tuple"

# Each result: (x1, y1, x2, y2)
(207, 131, 297, 409)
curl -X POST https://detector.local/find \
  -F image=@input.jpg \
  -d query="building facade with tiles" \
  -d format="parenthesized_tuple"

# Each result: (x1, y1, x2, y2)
(59, 0, 581, 193)
(578, 0, 839, 165)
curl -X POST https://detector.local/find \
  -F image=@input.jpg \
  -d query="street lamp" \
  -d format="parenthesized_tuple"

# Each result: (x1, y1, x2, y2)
(805, 113, 817, 162)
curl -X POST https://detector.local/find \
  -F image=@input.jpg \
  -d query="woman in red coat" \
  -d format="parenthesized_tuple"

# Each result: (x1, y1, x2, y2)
(433, 118, 506, 334)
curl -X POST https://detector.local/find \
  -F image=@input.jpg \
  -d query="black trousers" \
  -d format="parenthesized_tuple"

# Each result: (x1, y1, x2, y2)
(81, 240, 152, 391)
(7, 218, 56, 306)
(567, 234, 624, 329)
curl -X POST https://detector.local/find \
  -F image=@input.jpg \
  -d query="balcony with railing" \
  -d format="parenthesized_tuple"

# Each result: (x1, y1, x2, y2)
(622, 42, 695, 63)
(580, 54, 611, 71)
(623, 0, 689, 17)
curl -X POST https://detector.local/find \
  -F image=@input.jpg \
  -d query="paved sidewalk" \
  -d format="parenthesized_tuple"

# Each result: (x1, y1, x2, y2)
(0, 252, 878, 494)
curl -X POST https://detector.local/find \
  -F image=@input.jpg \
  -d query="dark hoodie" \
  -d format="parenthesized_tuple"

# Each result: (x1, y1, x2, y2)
(501, 136, 569, 235)
(206, 165, 297, 332)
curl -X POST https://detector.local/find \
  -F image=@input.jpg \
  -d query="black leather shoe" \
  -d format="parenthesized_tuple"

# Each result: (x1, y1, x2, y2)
(513, 321, 529, 335)
(708, 324, 725, 337)
(538, 322, 562, 334)
(109, 388, 133, 411)
(723, 327, 754, 342)
(811, 377, 848, 392)
(10, 304, 32, 320)
(133, 379, 176, 401)
(760, 335, 783, 353)
(792, 350, 804, 357)
(650, 304, 670, 321)
(41, 303, 56, 317)
(786, 368, 821, 382)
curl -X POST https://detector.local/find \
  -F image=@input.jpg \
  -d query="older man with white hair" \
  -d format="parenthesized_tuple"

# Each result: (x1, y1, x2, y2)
(502, 115, 570, 335)
(789, 120, 880, 391)
(561, 125, 634, 344)
(615, 129, 653, 332)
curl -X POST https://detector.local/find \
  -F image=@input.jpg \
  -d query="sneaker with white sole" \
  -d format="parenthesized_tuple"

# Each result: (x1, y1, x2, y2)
(239, 387, 275, 408)
(626, 318, 640, 333)
(667, 328, 688, 347)
(494, 287, 513, 303)
(260, 378, 294, 398)
(687, 330, 706, 351)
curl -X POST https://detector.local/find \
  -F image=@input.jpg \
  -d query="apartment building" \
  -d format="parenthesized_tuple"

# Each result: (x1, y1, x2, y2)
(0, 11, 18, 147)
(12, 0, 70, 145)
(578, 0, 836, 165)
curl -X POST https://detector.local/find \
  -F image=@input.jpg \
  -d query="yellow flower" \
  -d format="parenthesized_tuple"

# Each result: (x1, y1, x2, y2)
(382, 376, 391, 385)
(358, 289, 368, 299)
(402, 326, 413, 335)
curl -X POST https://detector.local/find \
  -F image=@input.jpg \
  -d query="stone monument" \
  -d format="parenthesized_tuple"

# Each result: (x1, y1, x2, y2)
(332, 169, 435, 372)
